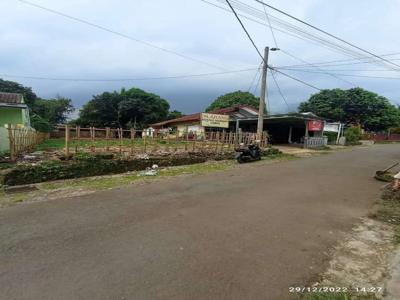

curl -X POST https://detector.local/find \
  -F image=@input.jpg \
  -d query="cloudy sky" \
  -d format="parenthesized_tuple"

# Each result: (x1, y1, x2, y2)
(1, 0, 400, 116)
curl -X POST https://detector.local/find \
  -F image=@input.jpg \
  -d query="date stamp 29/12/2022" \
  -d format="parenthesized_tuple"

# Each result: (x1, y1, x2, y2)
(289, 286, 383, 294)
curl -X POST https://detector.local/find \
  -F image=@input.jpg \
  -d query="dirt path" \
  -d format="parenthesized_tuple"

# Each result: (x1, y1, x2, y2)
(1, 144, 399, 300)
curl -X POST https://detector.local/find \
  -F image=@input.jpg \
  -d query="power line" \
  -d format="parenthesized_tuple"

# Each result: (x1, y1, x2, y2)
(0, 68, 258, 82)
(253, 0, 400, 70)
(224, 0, 264, 61)
(269, 67, 321, 90)
(253, 68, 263, 94)
(279, 49, 356, 87)
(17, 0, 227, 71)
(276, 68, 400, 80)
(270, 70, 290, 112)
(201, 0, 378, 62)
(215, 0, 374, 61)
(258, 2, 355, 87)
(261, 3, 278, 48)
(279, 67, 400, 72)
(278, 52, 400, 69)
(223, 0, 321, 92)
(248, 62, 263, 91)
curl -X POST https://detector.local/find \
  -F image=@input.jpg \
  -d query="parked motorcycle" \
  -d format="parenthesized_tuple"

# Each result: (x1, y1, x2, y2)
(235, 143, 262, 163)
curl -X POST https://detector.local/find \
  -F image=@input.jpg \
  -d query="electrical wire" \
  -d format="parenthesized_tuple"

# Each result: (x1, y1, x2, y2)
(0, 68, 258, 82)
(279, 49, 356, 87)
(224, 0, 264, 61)
(216, 0, 373, 61)
(17, 0, 228, 71)
(269, 67, 321, 90)
(247, 62, 263, 91)
(201, 0, 380, 62)
(270, 70, 290, 112)
(258, 2, 355, 87)
(276, 68, 400, 80)
(253, 0, 400, 70)
(220, 0, 323, 91)
(278, 57, 400, 69)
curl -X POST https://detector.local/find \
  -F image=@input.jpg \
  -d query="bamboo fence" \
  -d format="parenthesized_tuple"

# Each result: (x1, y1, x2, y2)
(7, 125, 48, 161)
(63, 126, 268, 157)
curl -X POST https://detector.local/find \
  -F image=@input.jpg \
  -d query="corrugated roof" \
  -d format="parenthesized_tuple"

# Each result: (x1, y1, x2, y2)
(151, 104, 259, 128)
(0, 92, 23, 104)
(151, 113, 201, 128)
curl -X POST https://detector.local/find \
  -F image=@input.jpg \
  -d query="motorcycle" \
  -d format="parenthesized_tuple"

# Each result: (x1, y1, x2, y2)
(235, 143, 262, 163)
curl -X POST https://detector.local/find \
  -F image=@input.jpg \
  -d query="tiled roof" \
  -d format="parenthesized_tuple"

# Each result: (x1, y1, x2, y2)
(0, 92, 23, 104)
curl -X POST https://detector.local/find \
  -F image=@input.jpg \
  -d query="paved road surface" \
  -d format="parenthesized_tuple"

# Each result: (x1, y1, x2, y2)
(1, 144, 399, 300)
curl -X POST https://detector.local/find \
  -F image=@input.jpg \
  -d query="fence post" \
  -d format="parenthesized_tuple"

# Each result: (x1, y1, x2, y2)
(220, 130, 226, 152)
(105, 127, 110, 151)
(7, 124, 16, 161)
(118, 128, 122, 154)
(184, 131, 188, 151)
(143, 132, 147, 153)
(65, 125, 70, 157)
(166, 132, 170, 152)
(215, 132, 220, 152)
(192, 133, 197, 152)
(130, 128, 135, 155)
(76, 126, 81, 153)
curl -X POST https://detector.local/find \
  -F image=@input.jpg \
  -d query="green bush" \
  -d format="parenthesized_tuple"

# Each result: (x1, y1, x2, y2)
(2, 156, 209, 186)
(324, 132, 338, 143)
(344, 127, 362, 145)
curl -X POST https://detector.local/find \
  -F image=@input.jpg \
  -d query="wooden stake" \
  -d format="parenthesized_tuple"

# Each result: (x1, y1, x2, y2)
(65, 125, 70, 157)
(130, 128, 135, 155)
(105, 127, 110, 151)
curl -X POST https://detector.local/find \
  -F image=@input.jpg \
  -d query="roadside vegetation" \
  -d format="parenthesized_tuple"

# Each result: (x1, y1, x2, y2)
(0, 152, 295, 209)
(370, 186, 400, 244)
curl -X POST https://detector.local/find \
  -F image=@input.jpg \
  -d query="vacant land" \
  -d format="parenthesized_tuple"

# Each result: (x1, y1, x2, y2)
(0, 144, 398, 300)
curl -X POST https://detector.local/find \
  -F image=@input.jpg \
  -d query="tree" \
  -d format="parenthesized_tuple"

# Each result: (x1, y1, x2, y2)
(206, 91, 259, 112)
(31, 96, 74, 125)
(76, 88, 170, 128)
(0, 78, 74, 131)
(298, 88, 400, 131)
(167, 110, 183, 120)
(0, 78, 37, 107)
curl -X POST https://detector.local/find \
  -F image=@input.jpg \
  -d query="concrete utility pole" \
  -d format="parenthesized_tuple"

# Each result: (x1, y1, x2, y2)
(257, 46, 269, 139)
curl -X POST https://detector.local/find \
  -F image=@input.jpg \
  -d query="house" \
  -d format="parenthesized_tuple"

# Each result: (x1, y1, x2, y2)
(0, 92, 31, 128)
(151, 104, 259, 136)
(0, 92, 31, 153)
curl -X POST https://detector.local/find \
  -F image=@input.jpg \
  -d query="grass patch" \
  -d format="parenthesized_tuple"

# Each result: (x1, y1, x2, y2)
(370, 187, 400, 244)
(0, 152, 293, 209)
(0, 160, 235, 209)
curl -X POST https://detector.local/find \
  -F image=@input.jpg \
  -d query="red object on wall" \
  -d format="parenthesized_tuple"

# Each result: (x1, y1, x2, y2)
(308, 120, 323, 131)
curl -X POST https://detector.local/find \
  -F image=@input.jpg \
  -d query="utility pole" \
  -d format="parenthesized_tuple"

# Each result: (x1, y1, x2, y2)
(257, 46, 269, 140)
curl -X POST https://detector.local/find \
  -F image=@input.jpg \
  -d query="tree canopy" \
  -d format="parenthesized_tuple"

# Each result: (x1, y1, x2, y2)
(298, 88, 400, 131)
(206, 91, 259, 112)
(0, 78, 37, 107)
(76, 88, 173, 129)
(167, 110, 183, 120)
(0, 79, 73, 131)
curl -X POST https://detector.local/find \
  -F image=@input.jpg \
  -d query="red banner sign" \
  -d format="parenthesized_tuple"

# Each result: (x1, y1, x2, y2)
(308, 120, 323, 131)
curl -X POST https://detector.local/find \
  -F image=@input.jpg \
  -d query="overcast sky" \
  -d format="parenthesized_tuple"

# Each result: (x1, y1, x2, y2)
(1, 0, 400, 115)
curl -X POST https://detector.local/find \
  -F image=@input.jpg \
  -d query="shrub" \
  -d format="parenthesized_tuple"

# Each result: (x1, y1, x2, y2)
(344, 127, 362, 145)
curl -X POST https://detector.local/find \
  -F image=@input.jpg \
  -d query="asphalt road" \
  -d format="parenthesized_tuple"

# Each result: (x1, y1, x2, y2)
(1, 144, 399, 300)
